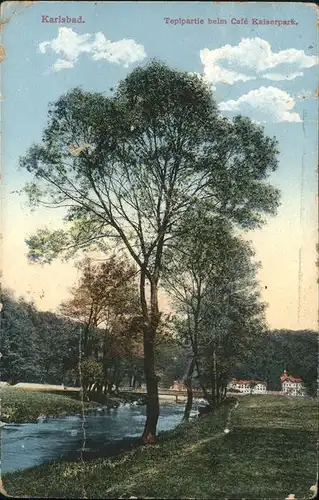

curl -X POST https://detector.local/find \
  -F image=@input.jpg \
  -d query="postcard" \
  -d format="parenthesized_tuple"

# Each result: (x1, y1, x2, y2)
(0, 2, 318, 499)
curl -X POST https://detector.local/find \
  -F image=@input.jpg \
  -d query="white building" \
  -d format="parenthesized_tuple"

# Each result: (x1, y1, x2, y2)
(227, 379, 267, 394)
(252, 381, 267, 394)
(280, 370, 306, 396)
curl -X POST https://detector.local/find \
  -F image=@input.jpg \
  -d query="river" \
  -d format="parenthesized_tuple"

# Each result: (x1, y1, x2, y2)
(0, 401, 201, 474)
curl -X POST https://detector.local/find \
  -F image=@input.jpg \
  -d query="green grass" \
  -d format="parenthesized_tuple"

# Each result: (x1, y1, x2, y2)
(2, 395, 318, 499)
(0, 387, 98, 423)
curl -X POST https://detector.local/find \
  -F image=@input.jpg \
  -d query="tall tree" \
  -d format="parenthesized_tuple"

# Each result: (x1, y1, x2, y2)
(21, 61, 280, 441)
(198, 274, 266, 405)
(163, 214, 266, 418)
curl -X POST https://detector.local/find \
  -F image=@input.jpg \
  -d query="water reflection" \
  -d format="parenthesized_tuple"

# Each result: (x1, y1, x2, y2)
(1, 402, 199, 474)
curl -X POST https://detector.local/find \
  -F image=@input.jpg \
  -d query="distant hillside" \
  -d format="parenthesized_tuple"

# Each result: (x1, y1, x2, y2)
(232, 329, 318, 395)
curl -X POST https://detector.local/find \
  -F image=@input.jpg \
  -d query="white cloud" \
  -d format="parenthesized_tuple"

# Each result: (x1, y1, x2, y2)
(39, 29, 92, 62)
(219, 86, 302, 123)
(53, 58, 75, 71)
(200, 38, 318, 86)
(262, 72, 303, 81)
(89, 33, 146, 66)
(202, 62, 256, 89)
(39, 27, 146, 71)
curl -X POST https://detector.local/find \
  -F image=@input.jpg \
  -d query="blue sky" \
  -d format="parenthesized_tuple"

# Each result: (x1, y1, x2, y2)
(1, 1, 318, 329)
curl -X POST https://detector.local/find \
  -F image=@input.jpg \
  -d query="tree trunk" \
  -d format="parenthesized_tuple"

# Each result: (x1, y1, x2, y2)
(142, 334, 159, 443)
(95, 383, 103, 394)
(139, 270, 160, 443)
(183, 356, 196, 422)
(194, 358, 211, 403)
(115, 368, 121, 394)
(107, 366, 117, 393)
(103, 367, 108, 393)
(211, 349, 218, 405)
(82, 383, 88, 399)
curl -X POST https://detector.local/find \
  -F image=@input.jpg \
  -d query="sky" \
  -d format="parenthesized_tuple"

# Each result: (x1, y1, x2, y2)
(1, 1, 318, 330)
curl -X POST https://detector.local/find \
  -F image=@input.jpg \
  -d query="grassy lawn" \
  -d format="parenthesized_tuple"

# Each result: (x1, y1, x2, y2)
(0, 387, 98, 423)
(2, 395, 318, 499)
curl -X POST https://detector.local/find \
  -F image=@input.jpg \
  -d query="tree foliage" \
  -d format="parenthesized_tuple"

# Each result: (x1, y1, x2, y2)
(0, 289, 79, 385)
(60, 257, 144, 394)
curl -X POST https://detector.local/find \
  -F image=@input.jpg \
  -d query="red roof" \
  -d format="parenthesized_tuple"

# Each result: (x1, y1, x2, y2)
(281, 375, 302, 383)
(280, 371, 302, 383)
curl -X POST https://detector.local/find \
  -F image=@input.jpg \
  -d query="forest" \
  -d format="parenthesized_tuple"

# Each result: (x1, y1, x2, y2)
(1, 284, 316, 397)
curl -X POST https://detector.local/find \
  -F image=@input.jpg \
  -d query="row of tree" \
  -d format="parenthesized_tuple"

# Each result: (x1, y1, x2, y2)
(1, 284, 316, 399)
(0, 265, 187, 392)
(16, 60, 283, 440)
(0, 277, 147, 393)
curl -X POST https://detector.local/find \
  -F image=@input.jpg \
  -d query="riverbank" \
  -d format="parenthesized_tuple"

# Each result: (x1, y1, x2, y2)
(0, 386, 148, 424)
(0, 387, 101, 423)
(2, 395, 317, 499)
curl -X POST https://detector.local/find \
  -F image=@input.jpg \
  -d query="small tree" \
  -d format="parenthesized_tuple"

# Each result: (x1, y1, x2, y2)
(60, 256, 142, 394)
(80, 357, 104, 396)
